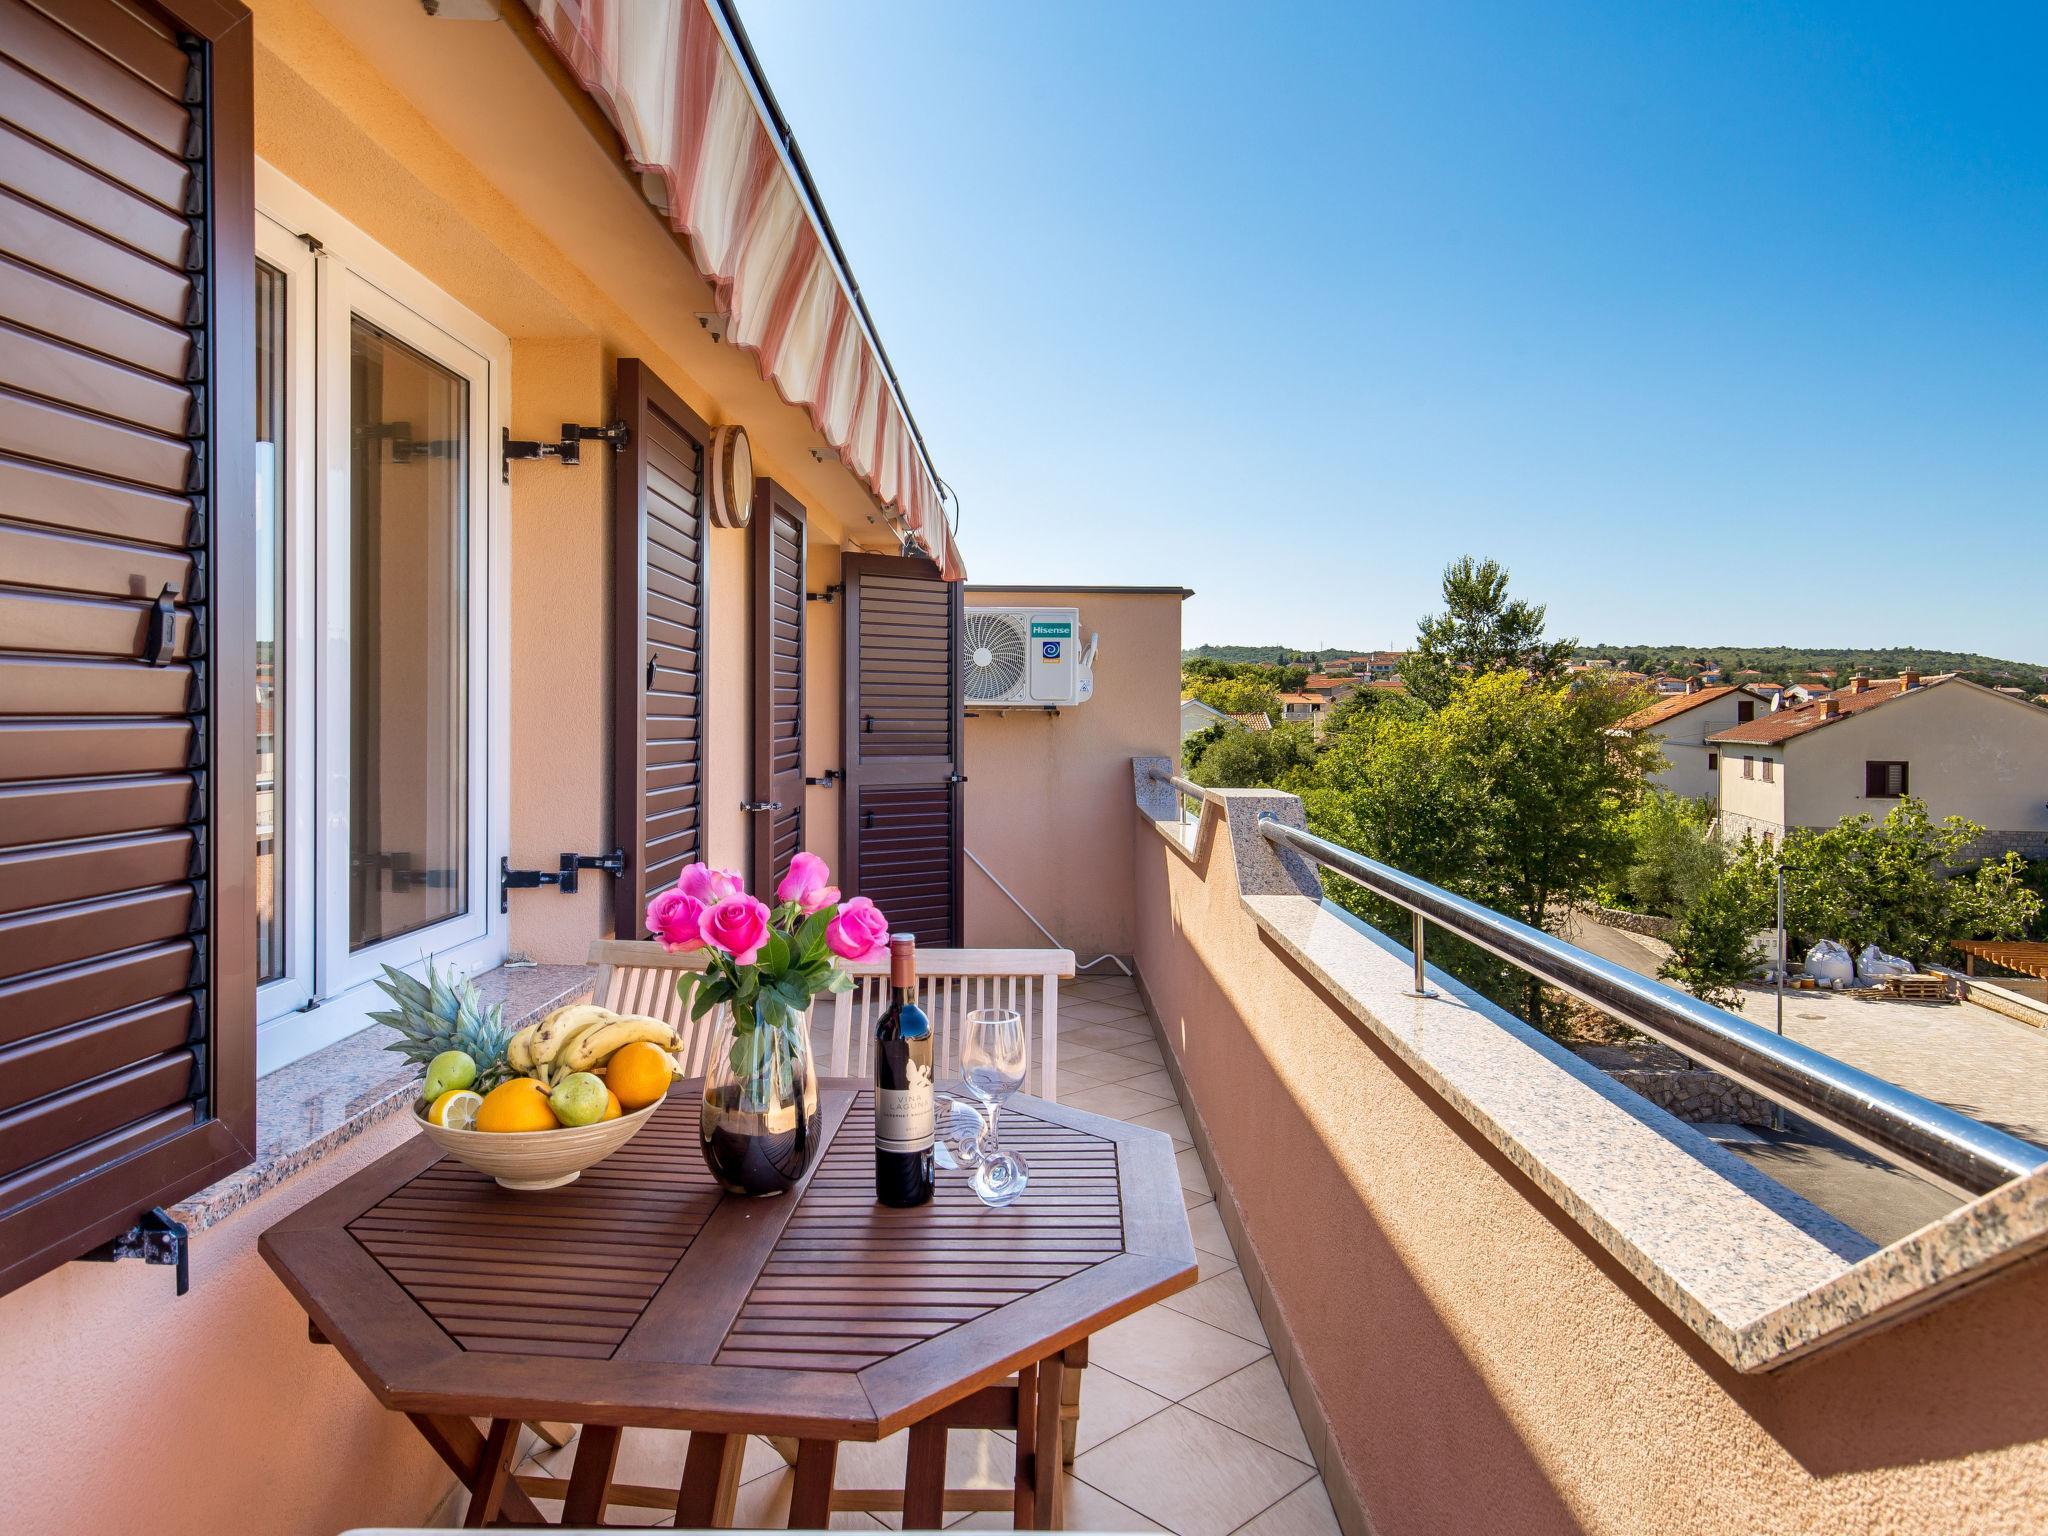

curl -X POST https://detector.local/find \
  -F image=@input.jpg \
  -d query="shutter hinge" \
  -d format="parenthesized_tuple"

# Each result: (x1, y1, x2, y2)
(739, 800, 781, 813)
(501, 421, 628, 484)
(79, 1208, 191, 1297)
(805, 583, 843, 604)
(499, 849, 625, 913)
(804, 769, 841, 787)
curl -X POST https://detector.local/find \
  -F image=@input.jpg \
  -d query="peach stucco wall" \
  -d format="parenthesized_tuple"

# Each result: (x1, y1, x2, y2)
(962, 589, 1184, 957)
(1134, 811, 2048, 1535)
(0, 1115, 450, 1536)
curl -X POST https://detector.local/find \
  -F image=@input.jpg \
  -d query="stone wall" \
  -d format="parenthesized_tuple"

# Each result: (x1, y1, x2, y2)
(1608, 1066, 1775, 1126)
(1588, 904, 1677, 941)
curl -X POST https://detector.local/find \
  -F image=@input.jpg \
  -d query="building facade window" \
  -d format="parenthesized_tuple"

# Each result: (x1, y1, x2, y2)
(1866, 760, 1910, 799)
(1742, 756, 1755, 779)
(1707, 752, 1717, 771)
(1736, 700, 1756, 723)
(254, 173, 509, 1072)
(1761, 758, 1774, 783)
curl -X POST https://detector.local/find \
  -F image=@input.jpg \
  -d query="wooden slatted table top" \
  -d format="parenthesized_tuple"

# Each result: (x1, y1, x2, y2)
(260, 1081, 1195, 1439)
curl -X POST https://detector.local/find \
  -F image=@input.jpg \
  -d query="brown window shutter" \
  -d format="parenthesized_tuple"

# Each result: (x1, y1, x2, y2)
(1737, 700, 1755, 723)
(0, 0, 255, 1297)
(841, 553, 963, 947)
(1866, 761, 1908, 798)
(612, 359, 710, 934)
(750, 478, 805, 897)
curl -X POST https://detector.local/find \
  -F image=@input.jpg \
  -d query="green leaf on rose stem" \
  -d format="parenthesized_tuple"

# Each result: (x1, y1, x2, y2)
(691, 983, 722, 1022)
(825, 970, 856, 994)
(672, 971, 699, 1016)
(796, 910, 830, 960)
(763, 930, 791, 977)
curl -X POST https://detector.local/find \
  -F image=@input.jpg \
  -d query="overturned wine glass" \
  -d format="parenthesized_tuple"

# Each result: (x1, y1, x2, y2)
(960, 1007, 1029, 1206)
(933, 1096, 990, 1171)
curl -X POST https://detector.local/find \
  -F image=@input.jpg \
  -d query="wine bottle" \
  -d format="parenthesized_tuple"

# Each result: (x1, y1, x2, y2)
(874, 933, 935, 1206)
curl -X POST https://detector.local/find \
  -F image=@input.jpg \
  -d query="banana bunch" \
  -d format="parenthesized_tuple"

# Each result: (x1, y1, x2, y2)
(507, 1003, 683, 1088)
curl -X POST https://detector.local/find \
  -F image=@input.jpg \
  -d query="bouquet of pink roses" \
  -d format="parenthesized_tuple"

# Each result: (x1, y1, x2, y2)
(646, 854, 888, 1114)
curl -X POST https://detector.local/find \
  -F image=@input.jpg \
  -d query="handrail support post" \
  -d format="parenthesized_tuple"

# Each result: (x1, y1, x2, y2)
(1406, 911, 1436, 999)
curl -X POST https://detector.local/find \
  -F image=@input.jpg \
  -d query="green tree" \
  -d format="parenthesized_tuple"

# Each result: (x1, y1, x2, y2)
(1775, 799, 2043, 962)
(1181, 674, 1279, 721)
(1181, 721, 1228, 771)
(1660, 847, 1773, 1009)
(1189, 723, 1320, 791)
(1615, 790, 1727, 917)
(1400, 556, 1576, 709)
(1303, 670, 1657, 1025)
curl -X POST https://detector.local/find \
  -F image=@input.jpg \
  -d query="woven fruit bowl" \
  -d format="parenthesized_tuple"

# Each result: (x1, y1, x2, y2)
(413, 1092, 667, 1191)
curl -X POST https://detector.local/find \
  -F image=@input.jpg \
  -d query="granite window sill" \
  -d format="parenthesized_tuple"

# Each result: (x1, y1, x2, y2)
(1132, 757, 2048, 1373)
(169, 963, 596, 1231)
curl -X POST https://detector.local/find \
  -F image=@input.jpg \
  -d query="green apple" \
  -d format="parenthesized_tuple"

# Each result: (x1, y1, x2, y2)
(549, 1071, 608, 1128)
(423, 1049, 477, 1102)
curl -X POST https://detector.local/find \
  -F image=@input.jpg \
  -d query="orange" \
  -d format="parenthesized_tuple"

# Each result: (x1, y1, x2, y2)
(606, 1041, 673, 1111)
(603, 1088, 623, 1121)
(474, 1077, 560, 1133)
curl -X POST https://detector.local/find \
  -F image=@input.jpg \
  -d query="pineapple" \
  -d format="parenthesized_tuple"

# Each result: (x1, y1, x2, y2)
(371, 960, 517, 1094)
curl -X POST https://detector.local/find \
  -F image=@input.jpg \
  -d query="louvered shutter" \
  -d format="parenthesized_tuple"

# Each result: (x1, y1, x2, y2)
(612, 358, 709, 934)
(841, 553, 963, 947)
(749, 477, 805, 897)
(0, 0, 254, 1296)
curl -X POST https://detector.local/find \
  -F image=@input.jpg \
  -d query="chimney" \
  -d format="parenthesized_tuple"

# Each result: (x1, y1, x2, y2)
(1820, 699, 1841, 719)
(1900, 669, 1920, 689)
(1846, 672, 1871, 695)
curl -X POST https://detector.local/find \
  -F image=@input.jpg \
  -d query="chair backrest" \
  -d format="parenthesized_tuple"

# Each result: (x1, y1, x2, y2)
(829, 948, 1075, 1101)
(585, 939, 723, 1076)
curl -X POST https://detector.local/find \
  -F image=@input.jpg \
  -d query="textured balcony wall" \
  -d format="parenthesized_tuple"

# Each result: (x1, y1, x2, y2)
(0, 1116, 446, 1536)
(1132, 798, 2048, 1535)
(963, 588, 1185, 957)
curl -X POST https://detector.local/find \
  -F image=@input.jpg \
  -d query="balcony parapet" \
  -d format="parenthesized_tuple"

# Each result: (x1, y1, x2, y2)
(1131, 756, 2048, 1372)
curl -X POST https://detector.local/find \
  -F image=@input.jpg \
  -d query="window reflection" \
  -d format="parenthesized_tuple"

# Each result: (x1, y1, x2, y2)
(254, 261, 286, 983)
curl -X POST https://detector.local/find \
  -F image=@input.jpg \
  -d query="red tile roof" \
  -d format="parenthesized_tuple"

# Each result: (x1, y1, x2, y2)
(1707, 677, 1938, 745)
(1616, 684, 1747, 731)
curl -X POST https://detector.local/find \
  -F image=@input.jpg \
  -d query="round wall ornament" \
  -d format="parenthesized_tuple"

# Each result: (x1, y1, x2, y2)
(708, 423, 754, 529)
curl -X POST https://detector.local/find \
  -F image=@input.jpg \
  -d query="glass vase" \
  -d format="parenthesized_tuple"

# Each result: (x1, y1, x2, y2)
(698, 1001, 821, 1197)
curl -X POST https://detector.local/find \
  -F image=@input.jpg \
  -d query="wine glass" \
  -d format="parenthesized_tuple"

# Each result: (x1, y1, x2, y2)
(962, 1007, 1029, 1206)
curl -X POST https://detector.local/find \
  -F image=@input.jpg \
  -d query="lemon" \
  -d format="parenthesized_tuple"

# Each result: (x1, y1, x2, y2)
(426, 1088, 482, 1130)
(474, 1077, 561, 1133)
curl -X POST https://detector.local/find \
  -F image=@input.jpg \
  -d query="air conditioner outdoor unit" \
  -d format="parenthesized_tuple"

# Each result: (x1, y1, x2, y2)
(962, 606, 1097, 707)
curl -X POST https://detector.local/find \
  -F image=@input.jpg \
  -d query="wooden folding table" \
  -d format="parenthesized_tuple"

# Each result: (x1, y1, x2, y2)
(260, 1080, 1195, 1527)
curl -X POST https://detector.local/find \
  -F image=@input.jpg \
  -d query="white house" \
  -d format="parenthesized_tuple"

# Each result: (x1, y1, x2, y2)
(1180, 696, 1243, 741)
(1616, 682, 1771, 803)
(1709, 673, 2048, 857)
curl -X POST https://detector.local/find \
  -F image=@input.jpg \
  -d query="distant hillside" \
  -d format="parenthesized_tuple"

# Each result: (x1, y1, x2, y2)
(1578, 645, 2048, 683)
(1183, 644, 1371, 665)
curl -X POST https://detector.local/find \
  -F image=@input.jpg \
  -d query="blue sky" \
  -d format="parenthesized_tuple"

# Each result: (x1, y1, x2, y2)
(736, 2, 2048, 662)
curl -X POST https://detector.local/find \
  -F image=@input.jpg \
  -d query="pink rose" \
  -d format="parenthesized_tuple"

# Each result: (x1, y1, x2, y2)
(826, 896, 891, 964)
(700, 894, 772, 967)
(679, 863, 745, 906)
(646, 888, 705, 952)
(776, 851, 841, 914)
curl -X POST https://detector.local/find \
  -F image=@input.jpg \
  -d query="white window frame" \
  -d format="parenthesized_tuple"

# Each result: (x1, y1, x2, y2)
(254, 166, 512, 1075)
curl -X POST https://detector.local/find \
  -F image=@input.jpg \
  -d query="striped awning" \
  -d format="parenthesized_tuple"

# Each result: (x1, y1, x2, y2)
(525, 0, 964, 580)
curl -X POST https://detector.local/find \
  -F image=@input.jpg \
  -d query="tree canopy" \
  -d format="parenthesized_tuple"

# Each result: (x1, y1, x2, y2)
(1400, 556, 1577, 709)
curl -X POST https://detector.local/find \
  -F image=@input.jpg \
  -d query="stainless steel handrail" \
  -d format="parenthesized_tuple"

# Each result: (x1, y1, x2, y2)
(1249, 816, 2044, 1198)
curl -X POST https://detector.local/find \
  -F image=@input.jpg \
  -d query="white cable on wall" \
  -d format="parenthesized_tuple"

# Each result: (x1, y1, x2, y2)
(963, 848, 1133, 976)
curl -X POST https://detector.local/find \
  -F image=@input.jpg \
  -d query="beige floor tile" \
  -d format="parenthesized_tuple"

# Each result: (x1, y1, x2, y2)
(1052, 1066, 1109, 1097)
(948, 1473, 1169, 1531)
(1070, 1364, 1175, 1455)
(1230, 1477, 1340, 1536)
(1064, 1082, 1173, 1121)
(1071, 1406, 1314, 1536)
(1197, 1250, 1239, 1284)
(1183, 1186, 1213, 1211)
(1184, 1358, 1315, 1465)
(1186, 1201, 1236, 1261)
(1129, 1104, 1193, 1148)
(1063, 1049, 1159, 1085)
(839, 1425, 1017, 1527)
(1063, 1000, 1140, 1025)
(1122, 1069, 1177, 1099)
(1086, 1305, 1269, 1400)
(1065, 1022, 1153, 1052)
(1108, 1040, 1166, 1067)
(1161, 1269, 1266, 1345)
(1176, 1147, 1212, 1197)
